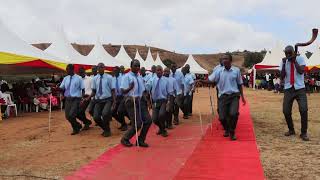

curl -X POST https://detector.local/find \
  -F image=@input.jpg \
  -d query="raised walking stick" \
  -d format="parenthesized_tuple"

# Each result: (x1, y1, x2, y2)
(48, 94, 52, 142)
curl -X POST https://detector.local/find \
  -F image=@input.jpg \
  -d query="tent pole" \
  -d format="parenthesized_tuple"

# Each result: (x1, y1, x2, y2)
(253, 66, 257, 90)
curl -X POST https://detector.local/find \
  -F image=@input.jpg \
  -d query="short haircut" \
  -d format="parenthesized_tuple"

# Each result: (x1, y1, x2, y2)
(225, 53, 233, 61)
(130, 59, 140, 67)
(67, 64, 74, 70)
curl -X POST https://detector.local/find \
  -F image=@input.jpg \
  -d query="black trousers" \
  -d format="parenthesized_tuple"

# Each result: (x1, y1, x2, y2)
(283, 88, 308, 134)
(88, 98, 95, 117)
(93, 98, 113, 132)
(123, 97, 152, 142)
(173, 94, 183, 123)
(78, 98, 91, 124)
(112, 96, 126, 126)
(183, 95, 192, 116)
(152, 99, 168, 133)
(218, 93, 240, 133)
(65, 97, 90, 131)
(166, 96, 175, 127)
(189, 92, 194, 114)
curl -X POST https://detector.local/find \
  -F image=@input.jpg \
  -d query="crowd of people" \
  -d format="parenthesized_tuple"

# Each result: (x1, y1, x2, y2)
(57, 62, 199, 147)
(1, 47, 311, 145)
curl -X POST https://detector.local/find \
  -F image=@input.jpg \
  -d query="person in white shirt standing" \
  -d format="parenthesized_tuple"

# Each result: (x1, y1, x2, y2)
(78, 67, 93, 130)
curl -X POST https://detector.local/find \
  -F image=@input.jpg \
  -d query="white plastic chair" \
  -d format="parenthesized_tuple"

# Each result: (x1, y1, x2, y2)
(3, 93, 17, 117)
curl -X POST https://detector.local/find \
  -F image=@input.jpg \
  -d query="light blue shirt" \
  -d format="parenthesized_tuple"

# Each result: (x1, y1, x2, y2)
(120, 72, 146, 97)
(112, 75, 123, 96)
(213, 66, 243, 97)
(145, 73, 157, 92)
(92, 74, 115, 99)
(167, 76, 181, 96)
(170, 70, 184, 94)
(149, 76, 173, 101)
(208, 64, 224, 82)
(183, 73, 195, 96)
(142, 73, 152, 85)
(279, 56, 306, 90)
(60, 74, 84, 98)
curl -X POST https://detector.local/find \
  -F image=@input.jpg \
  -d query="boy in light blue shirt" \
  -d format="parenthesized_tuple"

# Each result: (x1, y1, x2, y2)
(59, 64, 86, 135)
(85, 63, 116, 137)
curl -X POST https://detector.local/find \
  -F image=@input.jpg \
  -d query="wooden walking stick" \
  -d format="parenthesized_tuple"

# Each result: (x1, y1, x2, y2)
(208, 86, 215, 131)
(48, 94, 52, 142)
(132, 96, 139, 147)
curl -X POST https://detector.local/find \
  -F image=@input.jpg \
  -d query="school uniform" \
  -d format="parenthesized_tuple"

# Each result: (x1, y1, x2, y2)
(279, 56, 308, 135)
(60, 74, 89, 133)
(147, 75, 173, 136)
(213, 66, 243, 135)
(183, 73, 195, 118)
(166, 76, 181, 128)
(112, 75, 127, 130)
(121, 72, 152, 144)
(170, 70, 184, 124)
(92, 73, 115, 136)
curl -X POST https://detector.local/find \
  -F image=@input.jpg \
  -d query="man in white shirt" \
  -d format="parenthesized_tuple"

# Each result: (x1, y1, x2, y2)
(78, 67, 93, 130)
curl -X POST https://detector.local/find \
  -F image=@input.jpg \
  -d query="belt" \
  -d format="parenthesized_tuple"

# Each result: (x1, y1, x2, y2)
(153, 99, 167, 103)
(65, 97, 81, 100)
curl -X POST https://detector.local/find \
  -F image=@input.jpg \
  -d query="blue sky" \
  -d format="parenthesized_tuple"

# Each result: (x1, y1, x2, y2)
(0, 0, 319, 54)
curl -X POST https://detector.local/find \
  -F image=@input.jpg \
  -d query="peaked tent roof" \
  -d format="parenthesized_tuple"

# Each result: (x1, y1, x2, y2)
(307, 46, 320, 68)
(87, 39, 122, 67)
(144, 48, 155, 70)
(154, 52, 166, 68)
(134, 49, 145, 67)
(114, 45, 132, 68)
(44, 28, 88, 65)
(255, 43, 284, 69)
(179, 55, 208, 74)
(0, 21, 67, 72)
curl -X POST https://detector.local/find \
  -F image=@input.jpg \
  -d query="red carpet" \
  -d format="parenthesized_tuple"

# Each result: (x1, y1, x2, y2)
(67, 103, 264, 180)
(174, 103, 265, 180)
(66, 123, 202, 180)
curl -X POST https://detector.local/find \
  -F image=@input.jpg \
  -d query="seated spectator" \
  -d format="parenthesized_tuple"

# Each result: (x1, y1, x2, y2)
(35, 80, 58, 110)
(0, 90, 8, 119)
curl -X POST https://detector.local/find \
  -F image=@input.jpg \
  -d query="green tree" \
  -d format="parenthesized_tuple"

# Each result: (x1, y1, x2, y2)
(163, 59, 174, 67)
(243, 51, 265, 68)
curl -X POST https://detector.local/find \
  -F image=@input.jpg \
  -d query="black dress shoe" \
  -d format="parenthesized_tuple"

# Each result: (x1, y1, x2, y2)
(121, 138, 133, 147)
(223, 131, 229, 137)
(136, 141, 149, 148)
(82, 124, 90, 131)
(161, 131, 169, 137)
(230, 134, 237, 141)
(284, 130, 296, 136)
(167, 125, 174, 130)
(71, 129, 80, 135)
(156, 130, 161, 135)
(102, 131, 111, 137)
(300, 134, 310, 141)
(120, 125, 128, 131)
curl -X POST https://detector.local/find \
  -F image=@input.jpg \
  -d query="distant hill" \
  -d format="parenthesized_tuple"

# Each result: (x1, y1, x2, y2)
(32, 43, 247, 73)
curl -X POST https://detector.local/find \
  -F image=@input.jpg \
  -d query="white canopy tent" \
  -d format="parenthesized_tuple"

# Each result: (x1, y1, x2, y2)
(154, 52, 166, 68)
(114, 45, 132, 68)
(134, 49, 145, 67)
(44, 28, 87, 65)
(0, 21, 65, 63)
(178, 55, 208, 74)
(0, 21, 67, 74)
(307, 46, 320, 69)
(252, 43, 285, 89)
(143, 48, 156, 70)
(87, 39, 122, 67)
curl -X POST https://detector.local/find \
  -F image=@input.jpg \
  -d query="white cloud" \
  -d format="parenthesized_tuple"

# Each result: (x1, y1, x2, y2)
(0, 0, 318, 53)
